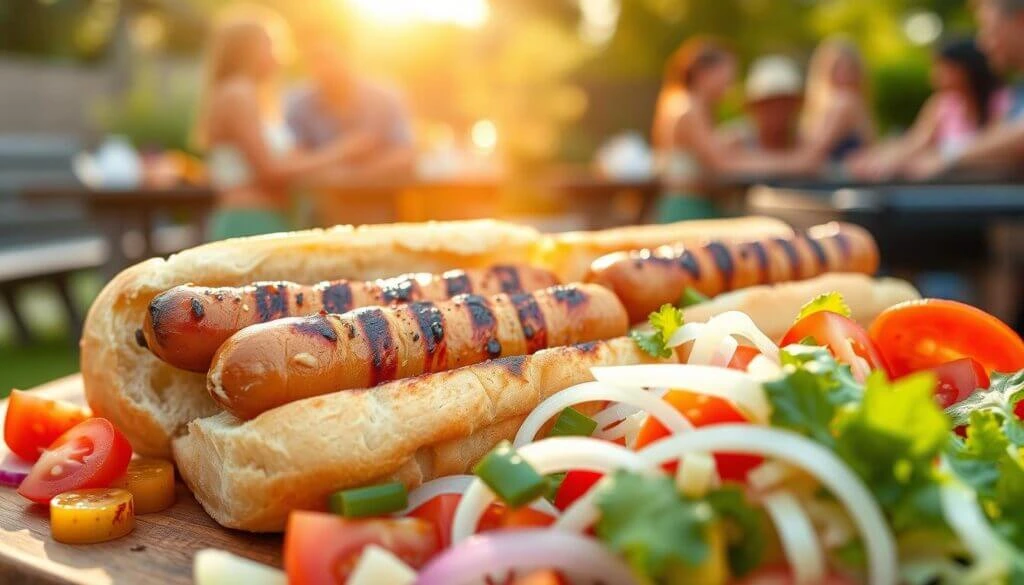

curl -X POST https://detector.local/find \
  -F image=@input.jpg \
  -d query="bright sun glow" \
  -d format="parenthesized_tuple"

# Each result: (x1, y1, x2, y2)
(346, 0, 489, 28)
(471, 119, 498, 151)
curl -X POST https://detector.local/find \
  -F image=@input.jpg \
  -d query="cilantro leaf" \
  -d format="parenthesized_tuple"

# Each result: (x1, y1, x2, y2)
(630, 304, 684, 358)
(834, 371, 951, 532)
(704, 486, 764, 577)
(796, 292, 852, 322)
(594, 470, 713, 578)
(762, 345, 864, 446)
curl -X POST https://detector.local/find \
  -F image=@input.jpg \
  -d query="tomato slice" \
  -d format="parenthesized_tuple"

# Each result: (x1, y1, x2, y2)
(4, 390, 91, 462)
(285, 512, 439, 585)
(17, 418, 132, 504)
(781, 311, 890, 377)
(634, 390, 762, 481)
(406, 493, 461, 548)
(728, 346, 761, 371)
(408, 492, 554, 547)
(552, 470, 603, 511)
(928, 358, 991, 409)
(870, 299, 1024, 377)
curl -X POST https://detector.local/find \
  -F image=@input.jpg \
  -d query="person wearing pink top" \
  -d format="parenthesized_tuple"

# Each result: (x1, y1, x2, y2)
(849, 37, 1006, 180)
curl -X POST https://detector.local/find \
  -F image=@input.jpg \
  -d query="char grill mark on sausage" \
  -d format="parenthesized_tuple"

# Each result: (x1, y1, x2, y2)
(510, 292, 547, 354)
(295, 292, 304, 307)
(747, 241, 770, 282)
(705, 241, 735, 289)
(409, 301, 447, 371)
(834, 231, 852, 262)
(293, 312, 338, 343)
(320, 282, 354, 314)
(190, 298, 205, 320)
(490, 265, 523, 294)
(380, 276, 420, 303)
(574, 341, 600, 353)
(773, 237, 800, 275)
(804, 234, 828, 268)
(462, 294, 501, 359)
(443, 271, 472, 297)
(134, 329, 148, 348)
(254, 284, 288, 322)
(676, 249, 701, 278)
(356, 308, 398, 386)
(146, 292, 179, 345)
(552, 285, 589, 310)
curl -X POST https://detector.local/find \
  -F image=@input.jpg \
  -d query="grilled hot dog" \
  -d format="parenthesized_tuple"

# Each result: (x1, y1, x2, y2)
(141, 264, 559, 372)
(585, 222, 878, 323)
(207, 283, 628, 420)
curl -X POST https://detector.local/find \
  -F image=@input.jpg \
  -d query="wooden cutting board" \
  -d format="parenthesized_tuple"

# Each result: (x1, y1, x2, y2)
(0, 375, 282, 585)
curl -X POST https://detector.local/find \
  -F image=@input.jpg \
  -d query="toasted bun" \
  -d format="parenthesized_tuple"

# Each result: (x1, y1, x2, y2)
(682, 273, 921, 339)
(534, 216, 793, 282)
(81, 220, 542, 458)
(172, 337, 674, 532)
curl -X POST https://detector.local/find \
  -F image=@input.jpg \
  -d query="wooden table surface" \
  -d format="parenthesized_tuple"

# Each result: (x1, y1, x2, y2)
(0, 375, 282, 585)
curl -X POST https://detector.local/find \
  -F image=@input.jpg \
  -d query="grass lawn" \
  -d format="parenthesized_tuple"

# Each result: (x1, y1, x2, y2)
(0, 272, 100, 397)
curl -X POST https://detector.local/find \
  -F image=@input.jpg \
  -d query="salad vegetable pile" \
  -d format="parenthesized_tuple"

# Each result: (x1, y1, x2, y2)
(254, 293, 1024, 585)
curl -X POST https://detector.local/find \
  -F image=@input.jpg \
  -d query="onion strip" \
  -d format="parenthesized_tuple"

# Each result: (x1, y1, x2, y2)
(512, 382, 692, 448)
(939, 475, 1012, 583)
(761, 491, 826, 585)
(590, 364, 771, 423)
(398, 475, 558, 518)
(414, 529, 639, 585)
(668, 311, 780, 363)
(636, 425, 897, 585)
(450, 437, 657, 544)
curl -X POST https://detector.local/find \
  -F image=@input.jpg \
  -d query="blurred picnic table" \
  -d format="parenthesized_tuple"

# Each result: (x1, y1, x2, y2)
(741, 173, 1024, 329)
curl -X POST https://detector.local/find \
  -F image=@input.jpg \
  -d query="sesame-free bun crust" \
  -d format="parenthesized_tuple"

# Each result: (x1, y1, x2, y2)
(173, 337, 674, 532)
(81, 221, 541, 457)
(682, 273, 921, 339)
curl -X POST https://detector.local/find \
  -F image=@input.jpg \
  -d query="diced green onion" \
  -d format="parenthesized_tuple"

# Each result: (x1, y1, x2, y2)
(545, 472, 567, 504)
(679, 287, 710, 307)
(473, 441, 547, 508)
(329, 482, 408, 517)
(547, 407, 598, 438)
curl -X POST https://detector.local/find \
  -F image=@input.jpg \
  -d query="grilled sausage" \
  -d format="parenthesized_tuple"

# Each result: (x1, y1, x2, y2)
(207, 284, 628, 420)
(585, 222, 879, 323)
(141, 265, 559, 372)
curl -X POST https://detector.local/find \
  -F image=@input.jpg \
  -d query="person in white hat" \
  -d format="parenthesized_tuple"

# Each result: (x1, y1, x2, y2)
(719, 55, 804, 153)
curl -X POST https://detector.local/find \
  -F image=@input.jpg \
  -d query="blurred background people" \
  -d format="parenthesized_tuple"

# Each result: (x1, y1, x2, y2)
(195, 7, 360, 241)
(798, 38, 875, 166)
(850, 37, 1005, 180)
(286, 23, 415, 182)
(651, 39, 815, 222)
(720, 55, 804, 153)
(913, 0, 1024, 177)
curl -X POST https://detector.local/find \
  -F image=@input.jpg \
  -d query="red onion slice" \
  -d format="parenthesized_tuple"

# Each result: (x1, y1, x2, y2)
(413, 529, 639, 585)
(0, 453, 32, 487)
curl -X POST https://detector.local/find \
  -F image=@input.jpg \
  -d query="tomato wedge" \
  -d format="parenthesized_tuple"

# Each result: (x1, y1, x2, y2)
(4, 390, 91, 462)
(406, 493, 461, 548)
(285, 512, 439, 585)
(870, 299, 1024, 377)
(781, 311, 890, 377)
(552, 470, 603, 511)
(728, 346, 761, 371)
(634, 390, 762, 481)
(17, 418, 132, 504)
(407, 494, 555, 547)
(928, 358, 990, 409)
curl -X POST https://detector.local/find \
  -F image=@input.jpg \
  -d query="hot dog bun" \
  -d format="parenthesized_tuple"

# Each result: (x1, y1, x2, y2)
(173, 336, 675, 532)
(81, 220, 542, 458)
(682, 273, 921, 339)
(534, 216, 793, 282)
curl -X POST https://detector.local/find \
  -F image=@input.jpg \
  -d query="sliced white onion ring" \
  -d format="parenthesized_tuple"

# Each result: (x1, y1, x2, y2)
(591, 364, 771, 423)
(638, 425, 898, 585)
(513, 382, 692, 448)
(450, 437, 657, 544)
(592, 387, 668, 430)
(594, 411, 647, 444)
(939, 475, 1012, 583)
(414, 529, 639, 585)
(670, 311, 780, 364)
(710, 336, 740, 368)
(762, 491, 825, 585)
